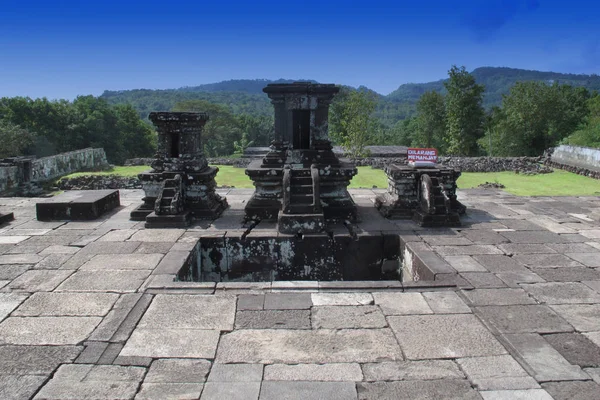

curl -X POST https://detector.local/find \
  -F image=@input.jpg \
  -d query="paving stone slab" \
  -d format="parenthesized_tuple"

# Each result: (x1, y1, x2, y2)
(372, 292, 433, 315)
(35, 254, 73, 269)
(57, 270, 151, 292)
(522, 282, 600, 304)
(551, 304, 600, 332)
(357, 379, 480, 400)
(312, 305, 387, 329)
(120, 328, 221, 358)
(78, 241, 141, 255)
(586, 332, 600, 349)
(498, 243, 556, 254)
(471, 255, 529, 273)
(311, 292, 374, 306)
(546, 243, 600, 253)
(129, 229, 185, 242)
(457, 355, 539, 391)
(0, 235, 30, 244)
(236, 309, 310, 329)
(0, 345, 81, 375)
(135, 242, 175, 254)
(260, 381, 356, 400)
(443, 255, 487, 272)
(264, 363, 363, 381)
(0, 280, 8, 289)
(136, 383, 204, 400)
(15, 293, 117, 318)
(585, 280, 600, 293)
(544, 332, 600, 367)
(34, 364, 144, 400)
(479, 389, 554, 400)
(0, 293, 27, 322)
(476, 304, 573, 333)
(152, 251, 189, 275)
(8, 270, 73, 292)
(585, 367, 600, 384)
(530, 267, 600, 282)
(97, 229, 138, 241)
(0, 375, 48, 400)
(421, 291, 471, 313)
(216, 328, 403, 364)
(432, 245, 504, 256)
(499, 230, 571, 244)
(263, 293, 312, 309)
(81, 253, 164, 270)
(0, 263, 31, 280)
(504, 333, 589, 381)
(361, 360, 463, 381)
(513, 253, 584, 268)
(138, 294, 235, 331)
(207, 363, 263, 382)
(496, 271, 546, 287)
(0, 316, 101, 345)
(388, 314, 507, 360)
(0, 254, 43, 264)
(462, 288, 536, 306)
(145, 359, 211, 383)
(541, 380, 600, 400)
(6, 244, 49, 254)
(201, 381, 261, 400)
(461, 230, 509, 245)
(88, 293, 143, 341)
(567, 252, 600, 267)
(461, 272, 507, 288)
(237, 294, 264, 310)
(39, 245, 80, 255)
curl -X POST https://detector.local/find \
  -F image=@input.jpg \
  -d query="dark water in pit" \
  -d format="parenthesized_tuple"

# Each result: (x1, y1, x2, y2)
(176, 232, 402, 282)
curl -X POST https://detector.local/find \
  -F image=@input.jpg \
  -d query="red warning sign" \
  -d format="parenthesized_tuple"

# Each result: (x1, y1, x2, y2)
(407, 148, 438, 163)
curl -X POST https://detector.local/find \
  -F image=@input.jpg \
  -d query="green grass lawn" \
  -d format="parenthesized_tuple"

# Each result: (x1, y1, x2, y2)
(61, 165, 600, 196)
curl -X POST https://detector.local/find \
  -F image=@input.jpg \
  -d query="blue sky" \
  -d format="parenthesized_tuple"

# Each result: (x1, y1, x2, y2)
(0, 0, 598, 99)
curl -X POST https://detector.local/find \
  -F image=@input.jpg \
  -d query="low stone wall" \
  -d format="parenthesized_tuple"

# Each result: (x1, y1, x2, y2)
(56, 175, 142, 190)
(437, 156, 545, 173)
(545, 145, 600, 179)
(0, 165, 20, 193)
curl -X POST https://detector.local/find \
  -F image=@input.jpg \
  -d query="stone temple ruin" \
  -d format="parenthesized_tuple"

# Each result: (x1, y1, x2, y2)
(130, 112, 227, 228)
(245, 83, 358, 233)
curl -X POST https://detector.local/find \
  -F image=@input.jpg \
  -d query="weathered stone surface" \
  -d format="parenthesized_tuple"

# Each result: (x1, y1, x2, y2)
(361, 360, 463, 381)
(0, 293, 27, 321)
(152, 250, 188, 274)
(237, 294, 264, 310)
(513, 253, 583, 268)
(588, 332, 600, 348)
(129, 229, 185, 242)
(0, 264, 31, 280)
(0, 316, 101, 345)
(0, 375, 47, 400)
(461, 272, 507, 288)
(443, 255, 487, 272)
(475, 305, 573, 333)
(311, 292, 374, 306)
(422, 291, 471, 313)
(216, 329, 403, 364)
(135, 241, 174, 254)
(566, 252, 600, 267)
(550, 304, 600, 332)
(504, 333, 589, 381)
(264, 363, 363, 381)
(145, 359, 211, 383)
(78, 241, 141, 254)
(432, 245, 503, 256)
(312, 305, 387, 329)
(120, 328, 221, 358)
(544, 332, 600, 367)
(541, 380, 600, 400)
(138, 294, 235, 331)
(80, 253, 163, 270)
(496, 271, 545, 287)
(479, 389, 554, 399)
(13, 292, 119, 316)
(457, 355, 539, 390)
(97, 229, 138, 241)
(586, 367, 600, 385)
(207, 363, 263, 382)
(472, 255, 528, 273)
(39, 245, 80, 255)
(34, 364, 144, 400)
(88, 293, 143, 341)
(0, 235, 30, 244)
(56, 270, 151, 292)
(357, 380, 480, 400)
(531, 267, 600, 282)
(462, 288, 536, 306)
(9, 270, 72, 292)
(388, 314, 507, 360)
(35, 254, 73, 269)
(372, 292, 433, 315)
(203, 382, 262, 400)
(0, 254, 43, 264)
(136, 383, 204, 400)
(260, 381, 356, 400)
(522, 282, 600, 304)
(236, 310, 310, 329)
(0, 345, 81, 375)
(499, 230, 570, 244)
(263, 293, 312, 310)
(546, 243, 600, 253)
(498, 243, 555, 254)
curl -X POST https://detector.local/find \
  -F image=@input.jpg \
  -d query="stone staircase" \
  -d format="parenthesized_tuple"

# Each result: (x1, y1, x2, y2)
(278, 166, 325, 234)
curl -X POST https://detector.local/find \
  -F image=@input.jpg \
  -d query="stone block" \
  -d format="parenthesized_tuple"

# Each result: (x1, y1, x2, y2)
(544, 332, 600, 367)
(462, 288, 536, 306)
(80, 253, 163, 270)
(36, 190, 120, 221)
(207, 363, 263, 382)
(236, 310, 310, 329)
(264, 363, 363, 381)
(457, 355, 538, 391)
(443, 256, 487, 272)
(0, 345, 81, 375)
(310, 292, 374, 306)
(260, 381, 356, 400)
(237, 294, 264, 310)
(475, 304, 574, 333)
(479, 389, 554, 399)
(422, 291, 471, 313)
(312, 305, 387, 329)
(13, 292, 118, 317)
(372, 292, 433, 315)
(0, 316, 101, 345)
(136, 383, 204, 400)
(263, 293, 312, 310)
(357, 380, 480, 400)
(361, 360, 463, 381)
(550, 304, 600, 332)
(201, 382, 260, 400)
(541, 380, 600, 400)
(461, 272, 507, 288)
(120, 328, 220, 358)
(145, 359, 211, 383)
(129, 229, 185, 243)
(522, 282, 600, 304)
(57, 270, 150, 292)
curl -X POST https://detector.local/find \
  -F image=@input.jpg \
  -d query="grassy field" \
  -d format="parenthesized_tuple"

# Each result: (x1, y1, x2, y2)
(62, 165, 600, 196)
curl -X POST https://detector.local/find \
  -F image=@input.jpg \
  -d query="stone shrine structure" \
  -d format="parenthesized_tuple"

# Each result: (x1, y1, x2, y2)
(130, 112, 227, 228)
(245, 83, 357, 233)
(375, 163, 466, 227)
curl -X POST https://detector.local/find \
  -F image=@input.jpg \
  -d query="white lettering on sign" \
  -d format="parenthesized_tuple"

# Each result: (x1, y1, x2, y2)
(407, 148, 438, 162)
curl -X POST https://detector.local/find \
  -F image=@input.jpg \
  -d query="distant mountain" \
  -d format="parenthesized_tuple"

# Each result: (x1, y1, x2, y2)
(100, 67, 600, 126)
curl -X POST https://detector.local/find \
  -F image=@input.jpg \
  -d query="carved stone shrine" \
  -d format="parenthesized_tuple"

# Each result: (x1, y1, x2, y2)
(130, 112, 227, 228)
(245, 83, 357, 233)
(375, 163, 466, 227)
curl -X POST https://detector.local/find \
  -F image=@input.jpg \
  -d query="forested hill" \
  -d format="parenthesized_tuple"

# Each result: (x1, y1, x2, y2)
(100, 68, 600, 126)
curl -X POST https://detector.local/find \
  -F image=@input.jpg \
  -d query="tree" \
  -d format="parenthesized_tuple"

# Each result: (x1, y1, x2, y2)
(329, 89, 376, 158)
(414, 91, 446, 152)
(233, 131, 254, 155)
(444, 65, 485, 155)
(564, 95, 600, 148)
(0, 120, 34, 158)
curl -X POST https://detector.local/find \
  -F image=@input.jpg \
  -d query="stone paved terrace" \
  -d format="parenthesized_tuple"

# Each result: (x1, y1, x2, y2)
(1, 188, 600, 399)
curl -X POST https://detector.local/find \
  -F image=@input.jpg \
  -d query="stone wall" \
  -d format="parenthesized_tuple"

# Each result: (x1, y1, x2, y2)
(437, 156, 545, 173)
(0, 148, 109, 194)
(545, 145, 600, 179)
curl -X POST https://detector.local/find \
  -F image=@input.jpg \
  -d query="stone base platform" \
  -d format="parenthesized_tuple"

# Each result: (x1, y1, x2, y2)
(36, 190, 120, 221)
